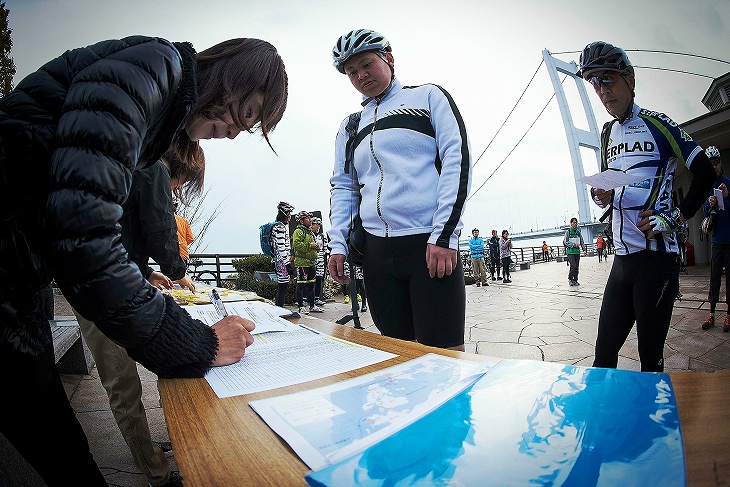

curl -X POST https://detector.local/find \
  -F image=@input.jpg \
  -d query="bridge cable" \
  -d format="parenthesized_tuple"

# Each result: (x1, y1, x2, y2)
(467, 74, 568, 203)
(473, 60, 544, 168)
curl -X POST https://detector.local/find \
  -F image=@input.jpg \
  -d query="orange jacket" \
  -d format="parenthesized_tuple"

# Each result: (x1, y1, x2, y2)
(175, 214, 194, 261)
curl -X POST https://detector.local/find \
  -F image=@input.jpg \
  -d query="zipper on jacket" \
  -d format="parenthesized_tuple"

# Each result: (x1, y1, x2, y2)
(369, 100, 389, 235)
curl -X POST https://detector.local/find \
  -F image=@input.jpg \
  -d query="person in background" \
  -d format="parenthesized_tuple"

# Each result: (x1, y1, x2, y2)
(311, 216, 329, 306)
(488, 229, 502, 280)
(119, 150, 200, 294)
(174, 203, 195, 264)
(0, 35, 287, 485)
(342, 262, 368, 312)
(293, 211, 324, 315)
(72, 147, 205, 487)
(596, 233, 605, 263)
(541, 241, 550, 262)
(580, 41, 714, 371)
(701, 146, 730, 333)
(271, 202, 295, 308)
(468, 228, 488, 287)
(563, 217, 585, 286)
(500, 230, 513, 283)
(328, 29, 471, 351)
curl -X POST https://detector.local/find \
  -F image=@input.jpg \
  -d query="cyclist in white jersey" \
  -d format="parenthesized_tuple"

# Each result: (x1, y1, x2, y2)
(580, 41, 715, 372)
(327, 29, 471, 350)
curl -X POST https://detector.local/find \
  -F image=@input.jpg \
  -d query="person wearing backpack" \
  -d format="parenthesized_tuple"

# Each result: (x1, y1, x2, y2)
(701, 146, 730, 332)
(579, 41, 714, 372)
(327, 29, 471, 351)
(270, 202, 295, 307)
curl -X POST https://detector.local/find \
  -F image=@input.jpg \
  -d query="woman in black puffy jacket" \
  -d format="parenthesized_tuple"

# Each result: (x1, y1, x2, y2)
(0, 36, 287, 485)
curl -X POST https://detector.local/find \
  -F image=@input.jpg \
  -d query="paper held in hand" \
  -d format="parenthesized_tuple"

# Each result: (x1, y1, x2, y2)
(579, 170, 650, 191)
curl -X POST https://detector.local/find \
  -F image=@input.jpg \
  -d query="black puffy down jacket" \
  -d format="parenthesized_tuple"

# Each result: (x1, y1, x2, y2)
(0, 36, 217, 379)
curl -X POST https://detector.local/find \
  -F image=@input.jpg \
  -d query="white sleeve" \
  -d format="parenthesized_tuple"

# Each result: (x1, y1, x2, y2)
(427, 86, 472, 250)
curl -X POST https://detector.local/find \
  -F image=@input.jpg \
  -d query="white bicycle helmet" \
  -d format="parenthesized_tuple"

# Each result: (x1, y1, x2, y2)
(332, 29, 391, 73)
(277, 201, 294, 215)
(295, 210, 311, 222)
(577, 41, 634, 79)
(311, 217, 322, 225)
(706, 146, 721, 160)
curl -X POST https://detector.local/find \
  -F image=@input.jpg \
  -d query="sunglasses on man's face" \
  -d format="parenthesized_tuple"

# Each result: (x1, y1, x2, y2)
(587, 74, 617, 89)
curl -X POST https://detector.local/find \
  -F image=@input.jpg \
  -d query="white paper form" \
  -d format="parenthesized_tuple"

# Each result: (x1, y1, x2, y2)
(205, 325, 397, 398)
(249, 354, 496, 470)
(183, 301, 299, 334)
(579, 169, 651, 191)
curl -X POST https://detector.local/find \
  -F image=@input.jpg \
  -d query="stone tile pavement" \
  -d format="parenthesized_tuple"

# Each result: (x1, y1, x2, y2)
(2, 256, 727, 486)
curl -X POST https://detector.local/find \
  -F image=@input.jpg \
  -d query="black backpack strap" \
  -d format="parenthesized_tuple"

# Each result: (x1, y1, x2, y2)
(599, 119, 616, 171)
(344, 111, 362, 174)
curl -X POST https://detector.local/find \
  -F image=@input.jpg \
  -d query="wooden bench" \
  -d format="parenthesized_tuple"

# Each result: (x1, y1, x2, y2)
(51, 318, 95, 375)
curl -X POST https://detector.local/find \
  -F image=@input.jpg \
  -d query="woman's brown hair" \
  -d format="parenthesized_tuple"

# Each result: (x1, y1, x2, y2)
(193, 38, 288, 151)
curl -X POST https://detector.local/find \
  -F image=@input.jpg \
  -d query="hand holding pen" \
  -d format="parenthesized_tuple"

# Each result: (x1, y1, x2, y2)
(207, 289, 257, 366)
(209, 289, 228, 317)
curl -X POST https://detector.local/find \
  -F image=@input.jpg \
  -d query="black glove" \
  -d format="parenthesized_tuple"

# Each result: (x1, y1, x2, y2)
(285, 263, 295, 276)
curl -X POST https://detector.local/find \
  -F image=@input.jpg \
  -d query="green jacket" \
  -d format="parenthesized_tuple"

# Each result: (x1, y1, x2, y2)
(292, 224, 317, 266)
(564, 227, 585, 255)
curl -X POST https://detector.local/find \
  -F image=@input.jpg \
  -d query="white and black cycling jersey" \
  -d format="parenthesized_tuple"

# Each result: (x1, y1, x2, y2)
(329, 79, 471, 257)
(605, 103, 703, 255)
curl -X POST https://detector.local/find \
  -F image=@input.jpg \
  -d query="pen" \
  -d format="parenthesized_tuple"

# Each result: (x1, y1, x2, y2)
(209, 289, 228, 318)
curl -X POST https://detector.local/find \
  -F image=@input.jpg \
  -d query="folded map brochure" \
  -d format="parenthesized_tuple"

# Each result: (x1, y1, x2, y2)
(250, 354, 495, 470)
(305, 359, 685, 487)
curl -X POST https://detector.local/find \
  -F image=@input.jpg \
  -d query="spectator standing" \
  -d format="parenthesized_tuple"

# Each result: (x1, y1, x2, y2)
(541, 241, 550, 262)
(271, 202, 295, 308)
(596, 233, 605, 263)
(311, 217, 329, 306)
(342, 262, 368, 312)
(500, 230, 513, 283)
(488, 229, 502, 280)
(293, 211, 324, 315)
(0, 36, 287, 485)
(468, 228, 489, 287)
(564, 217, 586, 286)
(701, 146, 730, 332)
(328, 29, 471, 351)
(580, 41, 714, 371)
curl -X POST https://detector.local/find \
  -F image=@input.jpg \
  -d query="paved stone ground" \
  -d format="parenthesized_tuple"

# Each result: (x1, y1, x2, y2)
(2, 257, 726, 486)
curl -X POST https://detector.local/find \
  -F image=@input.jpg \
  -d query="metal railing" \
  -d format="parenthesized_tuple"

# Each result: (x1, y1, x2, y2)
(460, 244, 613, 276)
(153, 245, 615, 285)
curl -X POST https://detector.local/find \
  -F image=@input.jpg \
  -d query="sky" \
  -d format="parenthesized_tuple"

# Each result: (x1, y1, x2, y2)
(6, 0, 729, 253)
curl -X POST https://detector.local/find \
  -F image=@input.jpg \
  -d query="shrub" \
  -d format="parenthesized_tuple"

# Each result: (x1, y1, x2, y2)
(232, 254, 296, 304)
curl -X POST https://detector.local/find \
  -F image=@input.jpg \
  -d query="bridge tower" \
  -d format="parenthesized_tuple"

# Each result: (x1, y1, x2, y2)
(541, 50, 602, 226)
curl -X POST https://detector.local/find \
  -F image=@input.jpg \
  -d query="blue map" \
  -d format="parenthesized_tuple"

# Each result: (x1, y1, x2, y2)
(306, 360, 685, 486)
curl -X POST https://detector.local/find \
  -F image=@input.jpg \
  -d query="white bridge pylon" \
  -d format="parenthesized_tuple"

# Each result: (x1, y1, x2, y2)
(542, 50, 602, 225)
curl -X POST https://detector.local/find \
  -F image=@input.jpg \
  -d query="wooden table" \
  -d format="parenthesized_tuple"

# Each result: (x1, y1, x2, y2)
(159, 319, 730, 487)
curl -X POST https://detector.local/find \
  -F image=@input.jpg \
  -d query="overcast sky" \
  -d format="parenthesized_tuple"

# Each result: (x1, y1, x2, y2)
(6, 0, 729, 253)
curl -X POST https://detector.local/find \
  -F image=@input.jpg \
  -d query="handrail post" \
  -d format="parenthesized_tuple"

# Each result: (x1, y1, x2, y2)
(215, 254, 222, 287)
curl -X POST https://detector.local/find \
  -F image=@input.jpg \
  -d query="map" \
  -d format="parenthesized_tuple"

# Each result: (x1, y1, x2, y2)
(306, 360, 686, 487)
(249, 354, 493, 470)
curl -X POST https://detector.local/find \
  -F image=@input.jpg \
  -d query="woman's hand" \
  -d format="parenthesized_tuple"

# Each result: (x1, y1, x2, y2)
(175, 274, 196, 293)
(211, 316, 256, 366)
(148, 271, 173, 290)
